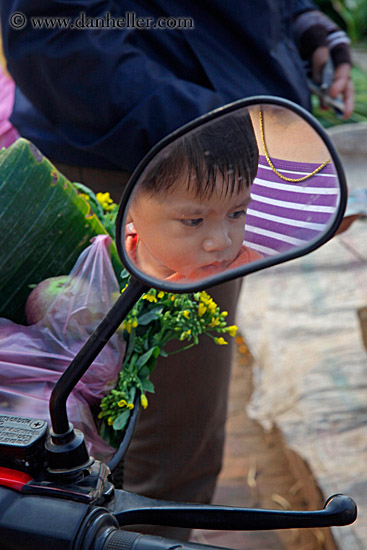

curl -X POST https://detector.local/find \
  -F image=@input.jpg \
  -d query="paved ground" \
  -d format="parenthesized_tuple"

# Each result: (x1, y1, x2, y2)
(191, 336, 335, 550)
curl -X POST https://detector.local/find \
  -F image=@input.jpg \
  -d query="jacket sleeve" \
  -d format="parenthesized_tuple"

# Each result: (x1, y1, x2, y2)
(0, 1, 221, 171)
(292, 0, 318, 17)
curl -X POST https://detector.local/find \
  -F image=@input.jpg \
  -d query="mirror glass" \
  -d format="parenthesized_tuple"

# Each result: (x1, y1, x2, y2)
(117, 103, 342, 287)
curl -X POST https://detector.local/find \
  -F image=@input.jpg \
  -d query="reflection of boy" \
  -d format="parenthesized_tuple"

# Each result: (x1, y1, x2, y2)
(126, 111, 263, 282)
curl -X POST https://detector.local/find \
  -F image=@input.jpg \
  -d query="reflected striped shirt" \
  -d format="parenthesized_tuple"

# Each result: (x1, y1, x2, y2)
(244, 156, 340, 256)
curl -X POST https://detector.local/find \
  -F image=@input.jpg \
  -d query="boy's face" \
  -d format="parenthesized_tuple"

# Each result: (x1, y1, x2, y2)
(127, 176, 252, 280)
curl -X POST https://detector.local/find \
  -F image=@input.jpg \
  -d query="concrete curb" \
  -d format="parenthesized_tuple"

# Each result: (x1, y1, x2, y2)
(327, 122, 367, 157)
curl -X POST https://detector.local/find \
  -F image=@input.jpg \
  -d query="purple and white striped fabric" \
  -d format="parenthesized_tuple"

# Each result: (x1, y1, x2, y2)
(244, 155, 340, 256)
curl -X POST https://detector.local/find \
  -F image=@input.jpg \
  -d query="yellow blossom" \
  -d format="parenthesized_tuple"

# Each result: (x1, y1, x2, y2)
(142, 294, 158, 303)
(214, 337, 228, 346)
(127, 403, 135, 410)
(140, 394, 148, 409)
(198, 303, 207, 317)
(96, 192, 116, 211)
(227, 325, 238, 337)
(118, 399, 128, 408)
(96, 192, 112, 203)
(208, 302, 217, 314)
(104, 203, 117, 211)
(158, 291, 165, 298)
(183, 310, 190, 318)
(132, 319, 138, 328)
(209, 317, 220, 327)
(108, 416, 114, 425)
(123, 321, 131, 334)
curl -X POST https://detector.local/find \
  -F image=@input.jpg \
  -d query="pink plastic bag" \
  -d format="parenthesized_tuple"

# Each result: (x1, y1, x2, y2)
(0, 235, 125, 462)
(0, 65, 19, 148)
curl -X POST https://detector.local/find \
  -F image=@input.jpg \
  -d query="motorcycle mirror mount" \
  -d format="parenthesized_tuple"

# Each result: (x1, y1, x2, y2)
(45, 277, 148, 481)
(47, 95, 347, 479)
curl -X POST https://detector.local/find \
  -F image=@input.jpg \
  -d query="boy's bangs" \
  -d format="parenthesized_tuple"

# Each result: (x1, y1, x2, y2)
(185, 150, 258, 200)
(138, 109, 259, 198)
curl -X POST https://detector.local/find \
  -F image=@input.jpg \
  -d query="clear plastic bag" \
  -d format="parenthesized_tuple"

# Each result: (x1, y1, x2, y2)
(0, 235, 125, 462)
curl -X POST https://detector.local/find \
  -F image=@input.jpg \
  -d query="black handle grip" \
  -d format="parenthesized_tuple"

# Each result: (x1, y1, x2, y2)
(102, 531, 227, 550)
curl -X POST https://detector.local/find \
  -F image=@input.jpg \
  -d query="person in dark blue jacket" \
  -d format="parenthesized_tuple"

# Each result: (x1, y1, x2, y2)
(0, 1, 353, 541)
(0, 1, 353, 177)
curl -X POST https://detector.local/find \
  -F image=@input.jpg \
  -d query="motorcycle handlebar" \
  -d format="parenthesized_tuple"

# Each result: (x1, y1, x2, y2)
(94, 494, 357, 550)
(101, 531, 226, 550)
(0, 485, 357, 550)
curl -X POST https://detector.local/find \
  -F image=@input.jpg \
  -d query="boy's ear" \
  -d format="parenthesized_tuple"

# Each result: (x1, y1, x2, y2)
(125, 200, 135, 224)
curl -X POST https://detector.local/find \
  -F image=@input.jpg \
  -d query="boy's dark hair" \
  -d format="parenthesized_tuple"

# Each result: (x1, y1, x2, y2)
(139, 108, 259, 198)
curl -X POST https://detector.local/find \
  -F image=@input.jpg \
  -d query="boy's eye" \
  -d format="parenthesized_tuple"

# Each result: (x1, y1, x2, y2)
(180, 218, 203, 227)
(229, 209, 246, 220)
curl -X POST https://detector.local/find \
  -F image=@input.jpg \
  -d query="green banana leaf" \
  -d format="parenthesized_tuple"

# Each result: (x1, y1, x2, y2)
(0, 138, 122, 323)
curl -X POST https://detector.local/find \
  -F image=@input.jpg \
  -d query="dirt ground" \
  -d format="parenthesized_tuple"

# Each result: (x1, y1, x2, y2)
(191, 333, 337, 550)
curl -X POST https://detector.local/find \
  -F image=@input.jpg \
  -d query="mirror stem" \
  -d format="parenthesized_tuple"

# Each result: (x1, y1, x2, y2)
(49, 277, 148, 437)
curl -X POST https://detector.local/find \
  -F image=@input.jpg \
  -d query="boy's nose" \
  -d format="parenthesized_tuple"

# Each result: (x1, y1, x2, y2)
(203, 229, 232, 252)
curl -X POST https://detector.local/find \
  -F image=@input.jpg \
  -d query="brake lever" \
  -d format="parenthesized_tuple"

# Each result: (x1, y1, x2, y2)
(109, 490, 357, 530)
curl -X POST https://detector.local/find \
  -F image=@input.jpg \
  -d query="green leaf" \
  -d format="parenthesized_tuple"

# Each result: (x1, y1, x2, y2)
(139, 366, 150, 378)
(152, 346, 161, 359)
(72, 182, 104, 219)
(129, 386, 137, 403)
(138, 307, 163, 325)
(99, 421, 110, 444)
(124, 328, 136, 362)
(136, 346, 160, 368)
(0, 139, 122, 322)
(113, 409, 131, 431)
(140, 378, 155, 393)
(120, 269, 131, 287)
(125, 353, 138, 372)
(146, 356, 159, 373)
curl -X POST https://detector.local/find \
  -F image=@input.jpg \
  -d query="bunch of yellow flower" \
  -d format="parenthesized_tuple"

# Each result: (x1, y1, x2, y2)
(99, 282, 238, 447)
(96, 192, 116, 211)
(74, 185, 119, 238)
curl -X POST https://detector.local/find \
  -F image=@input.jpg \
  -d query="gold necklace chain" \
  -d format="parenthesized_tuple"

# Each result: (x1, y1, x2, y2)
(259, 110, 330, 183)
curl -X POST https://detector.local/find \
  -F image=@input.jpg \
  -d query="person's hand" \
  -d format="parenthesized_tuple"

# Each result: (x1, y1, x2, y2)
(329, 63, 354, 119)
(294, 10, 354, 119)
(311, 46, 354, 119)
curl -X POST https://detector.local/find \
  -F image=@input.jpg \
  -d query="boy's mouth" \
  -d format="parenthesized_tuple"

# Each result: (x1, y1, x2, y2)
(199, 260, 231, 274)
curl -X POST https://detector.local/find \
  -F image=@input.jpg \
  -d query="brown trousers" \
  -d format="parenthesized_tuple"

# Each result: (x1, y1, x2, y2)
(55, 162, 241, 539)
